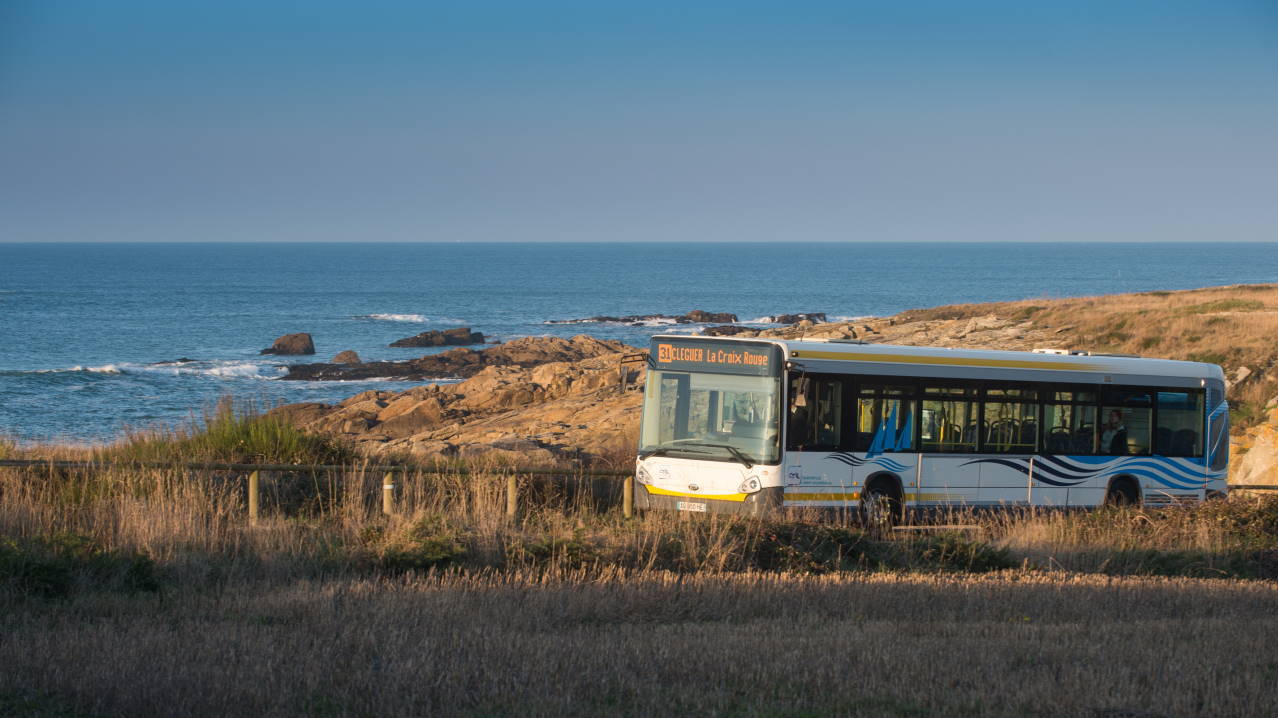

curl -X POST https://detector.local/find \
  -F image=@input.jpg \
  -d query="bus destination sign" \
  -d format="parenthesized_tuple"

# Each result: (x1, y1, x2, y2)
(650, 338, 781, 376)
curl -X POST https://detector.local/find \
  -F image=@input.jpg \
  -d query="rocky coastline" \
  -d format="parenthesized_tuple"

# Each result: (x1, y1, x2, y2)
(280, 335, 629, 382)
(546, 309, 738, 325)
(265, 284, 1278, 475)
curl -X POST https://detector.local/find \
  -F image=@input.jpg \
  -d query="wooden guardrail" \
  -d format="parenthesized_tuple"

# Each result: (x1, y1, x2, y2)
(1227, 484, 1278, 493)
(0, 459, 636, 522)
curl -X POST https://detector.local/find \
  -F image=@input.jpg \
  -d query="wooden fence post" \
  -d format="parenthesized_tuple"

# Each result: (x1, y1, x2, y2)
(382, 472, 395, 516)
(623, 475, 634, 518)
(248, 470, 260, 526)
(506, 474, 518, 520)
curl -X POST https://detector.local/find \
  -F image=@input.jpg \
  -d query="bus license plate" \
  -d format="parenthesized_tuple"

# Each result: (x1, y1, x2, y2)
(677, 501, 707, 512)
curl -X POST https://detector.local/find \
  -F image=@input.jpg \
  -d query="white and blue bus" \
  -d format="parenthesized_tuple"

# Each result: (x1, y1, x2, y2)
(635, 336, 1229, 520)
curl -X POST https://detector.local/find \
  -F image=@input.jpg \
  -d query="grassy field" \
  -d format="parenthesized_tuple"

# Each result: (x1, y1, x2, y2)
(4, 411, 1278, 716)
(4, 570, 1276, 717)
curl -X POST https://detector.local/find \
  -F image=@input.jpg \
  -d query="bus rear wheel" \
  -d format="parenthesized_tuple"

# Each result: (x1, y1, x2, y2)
(1105, 478, 1140, 507)
(860, 480, 901, 534)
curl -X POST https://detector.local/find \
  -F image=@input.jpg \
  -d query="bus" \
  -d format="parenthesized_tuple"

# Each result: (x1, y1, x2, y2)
(634, 335, 1228, 521)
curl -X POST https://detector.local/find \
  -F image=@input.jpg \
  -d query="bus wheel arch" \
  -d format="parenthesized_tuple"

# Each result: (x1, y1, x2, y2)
(1105, 475, 1141, 507)
(861, 472, 904, 530)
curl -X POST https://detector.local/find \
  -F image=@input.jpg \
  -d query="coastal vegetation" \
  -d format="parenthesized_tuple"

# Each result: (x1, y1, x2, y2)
(3, 438, 1278, 715)
(101, 400, 359, 466)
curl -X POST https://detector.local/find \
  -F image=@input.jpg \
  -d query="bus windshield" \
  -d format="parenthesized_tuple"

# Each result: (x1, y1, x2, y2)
(639, 370, 782, 465)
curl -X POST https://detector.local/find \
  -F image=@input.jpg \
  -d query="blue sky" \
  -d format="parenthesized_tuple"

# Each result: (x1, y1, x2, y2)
(2, 0, 1276, 242)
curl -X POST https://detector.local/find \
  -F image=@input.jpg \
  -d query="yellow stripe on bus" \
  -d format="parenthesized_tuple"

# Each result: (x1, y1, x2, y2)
(643, 485, 748, 502)
(789, 350, 1098, 371)
(784, 492, 958, 502)
(786, 492, 860, 501)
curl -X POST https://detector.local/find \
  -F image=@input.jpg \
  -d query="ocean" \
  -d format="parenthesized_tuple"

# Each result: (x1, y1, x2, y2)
(2, 241, 1275, 443)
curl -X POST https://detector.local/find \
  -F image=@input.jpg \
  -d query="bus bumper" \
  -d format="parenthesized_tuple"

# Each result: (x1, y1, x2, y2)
(635, 485, 783, 516)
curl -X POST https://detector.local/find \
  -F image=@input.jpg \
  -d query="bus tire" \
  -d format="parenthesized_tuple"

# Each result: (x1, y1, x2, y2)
(860, 476, 902, 533)
(1105, 477, 1140, 507)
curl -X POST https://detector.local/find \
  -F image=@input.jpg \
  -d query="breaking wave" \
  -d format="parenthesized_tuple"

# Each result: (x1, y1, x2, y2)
(355, 314, 468, 325)
(356, 313, 428, 323)
(31, 361, 285, 380)
(36, 364, 123, 374)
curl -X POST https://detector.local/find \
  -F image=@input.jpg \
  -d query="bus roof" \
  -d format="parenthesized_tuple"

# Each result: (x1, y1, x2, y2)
(650, 334, 1224, 388)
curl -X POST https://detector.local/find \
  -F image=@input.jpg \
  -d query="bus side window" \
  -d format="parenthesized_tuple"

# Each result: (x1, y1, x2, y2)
(1044, 389, 1097, 455)
(788, 376, 844, 451)
(1156, 390, 1204, 457)
(1101, 390, 1152, 455)
(855, 383, 915, 453)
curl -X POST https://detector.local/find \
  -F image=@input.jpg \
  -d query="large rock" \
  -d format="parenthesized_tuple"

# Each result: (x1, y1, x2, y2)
(260, 333, 315, 355)
(769, 312, 827, 324)
(332, 350, 361, 364)
(1231, 408, 1278, 488)
(682, 310, 738, 324)
(547, 310, 739, 325)
(390, 327, 485, 348)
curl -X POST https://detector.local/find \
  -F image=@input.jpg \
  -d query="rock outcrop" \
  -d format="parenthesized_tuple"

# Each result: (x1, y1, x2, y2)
(269, 338, 644, 465)
(389, 327, 485, 348)
(260, 333, 315, 355)
(332, 350, 361, 364)
(681, 310, 738, 324)
(281, 335, 629, 382)
(702, 325, 761, 337)
(547, 310, 738, 325)
(1230, 407, 1278, 488)
(767, 312, 827, 324)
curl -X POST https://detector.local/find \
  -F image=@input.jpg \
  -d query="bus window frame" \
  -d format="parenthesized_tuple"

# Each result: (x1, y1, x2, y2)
(786, 372, 852, 453)
(826, 377, 1207, 460)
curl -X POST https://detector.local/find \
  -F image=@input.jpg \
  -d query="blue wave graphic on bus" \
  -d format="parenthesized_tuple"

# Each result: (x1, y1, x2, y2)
(960, 456, 1210, 491)
(825, 453, 910, 474)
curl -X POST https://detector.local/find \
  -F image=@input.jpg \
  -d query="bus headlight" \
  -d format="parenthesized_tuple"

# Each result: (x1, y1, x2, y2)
(636, 466, 652, 485)
(738, 475, 761, 493)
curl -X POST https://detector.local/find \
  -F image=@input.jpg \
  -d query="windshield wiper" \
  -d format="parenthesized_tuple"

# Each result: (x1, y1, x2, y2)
(639, 446, 707, 459)
(690, 443, 755, 468)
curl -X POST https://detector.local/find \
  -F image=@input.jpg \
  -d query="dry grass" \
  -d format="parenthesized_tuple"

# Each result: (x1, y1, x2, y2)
(2, 570, 1276, 717)
(4, 458, 1278, 716)
(902, 283, 1278, 429)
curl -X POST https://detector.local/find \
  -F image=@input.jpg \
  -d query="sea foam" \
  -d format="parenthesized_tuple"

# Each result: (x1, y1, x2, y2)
(358, 313, 428, 323)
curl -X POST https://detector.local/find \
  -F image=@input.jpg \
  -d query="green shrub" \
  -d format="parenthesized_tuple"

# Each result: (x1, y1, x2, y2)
(516, 530, 600, 569)
(0, 533, 159, 598)
(740, 523, 1014, 574)
(908, 533, 1016, 572)
(1183, 299, 1264, 314)
(1186, 350, 1228, 365)
(372, 515, 467, 573)
(105, 399, 355, 466)
(1201, 496, 1278, 549)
